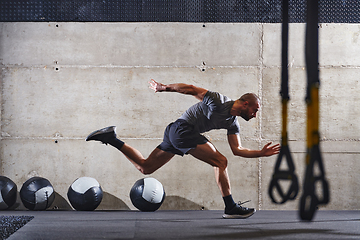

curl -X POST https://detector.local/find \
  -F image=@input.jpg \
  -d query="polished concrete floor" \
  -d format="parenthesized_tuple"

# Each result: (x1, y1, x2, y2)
(1, 210, 359, 240)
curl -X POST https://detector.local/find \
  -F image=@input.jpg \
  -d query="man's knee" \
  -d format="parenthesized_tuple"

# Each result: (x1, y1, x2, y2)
(138, 164, 155, 175)
(214, 155, 228, 170)
(139, 159, 163, 175)
(141, 168, 155, 175)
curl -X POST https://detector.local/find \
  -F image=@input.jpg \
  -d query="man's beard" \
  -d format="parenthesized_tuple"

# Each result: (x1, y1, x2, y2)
(240, 112, 251, 121)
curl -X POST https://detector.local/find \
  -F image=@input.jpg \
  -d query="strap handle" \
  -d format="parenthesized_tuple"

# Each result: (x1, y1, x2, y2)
(300, 145, 330, 220)
(268, 144, 299, 204)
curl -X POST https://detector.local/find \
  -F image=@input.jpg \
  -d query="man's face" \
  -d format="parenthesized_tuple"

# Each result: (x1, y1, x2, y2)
(240, 101, 260, 121)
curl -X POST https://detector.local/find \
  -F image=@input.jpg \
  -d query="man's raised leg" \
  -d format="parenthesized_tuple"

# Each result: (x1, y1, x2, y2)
(86, 126, 174, 174)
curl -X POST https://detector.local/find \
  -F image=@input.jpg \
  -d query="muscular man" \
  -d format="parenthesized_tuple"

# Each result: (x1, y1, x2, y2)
(86, 79, 280, 218)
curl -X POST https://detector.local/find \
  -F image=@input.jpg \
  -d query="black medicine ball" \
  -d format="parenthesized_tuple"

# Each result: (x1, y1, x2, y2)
(20, 176, 55, 210)
(0, 176, 17, 210)
(67, 177, 103, 211)
(130, 177, 165, 212)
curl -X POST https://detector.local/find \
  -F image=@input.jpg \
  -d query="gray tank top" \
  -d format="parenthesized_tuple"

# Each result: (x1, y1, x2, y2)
(178, 91, 240, 135)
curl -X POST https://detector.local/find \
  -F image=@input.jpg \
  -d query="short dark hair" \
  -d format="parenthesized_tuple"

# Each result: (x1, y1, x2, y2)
(238, 93, 260, 103)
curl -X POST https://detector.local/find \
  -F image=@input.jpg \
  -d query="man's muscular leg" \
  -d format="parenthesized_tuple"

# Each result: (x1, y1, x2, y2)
(86, 126, 175, 174)
(214, 167, 231, 197)
(120, 144, 174, 174)
(188, 142, 255, 219)
(188, 142, 235, 208)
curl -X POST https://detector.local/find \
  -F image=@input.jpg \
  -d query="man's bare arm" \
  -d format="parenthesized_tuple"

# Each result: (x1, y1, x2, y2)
(227, 134, 280, 158)
(149, 79, 208, 101)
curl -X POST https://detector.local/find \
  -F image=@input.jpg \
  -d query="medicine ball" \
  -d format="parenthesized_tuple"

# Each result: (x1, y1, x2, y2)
(67, 177, 103, 211)
(130, 177, 165, 212)
(20, 176, 55, 210)
(0, 176, 17, 210)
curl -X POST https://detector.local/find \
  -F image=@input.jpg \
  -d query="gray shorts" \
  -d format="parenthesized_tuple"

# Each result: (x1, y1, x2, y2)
(157, 119, 208, 156)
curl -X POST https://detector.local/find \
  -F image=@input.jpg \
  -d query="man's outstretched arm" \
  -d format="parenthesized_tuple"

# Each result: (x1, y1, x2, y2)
(227, 134, 280, 158)
(149, 79, 208, 101)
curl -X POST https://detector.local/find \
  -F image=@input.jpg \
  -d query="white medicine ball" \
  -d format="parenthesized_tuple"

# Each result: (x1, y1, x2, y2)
(20, 177, 55, 210)
(67, 177, 103, 211)
(130, 177, 165, 212)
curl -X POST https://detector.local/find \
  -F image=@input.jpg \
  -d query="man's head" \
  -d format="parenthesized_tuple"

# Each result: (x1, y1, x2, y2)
(231, 93, 260, 121)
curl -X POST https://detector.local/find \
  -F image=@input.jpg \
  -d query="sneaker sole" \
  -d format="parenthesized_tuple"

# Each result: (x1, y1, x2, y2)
(222, 209, 256, 219)
(85, 126, 116, 141)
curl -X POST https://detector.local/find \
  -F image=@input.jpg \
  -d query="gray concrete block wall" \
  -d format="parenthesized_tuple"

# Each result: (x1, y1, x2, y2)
(0, 22, 359, 211)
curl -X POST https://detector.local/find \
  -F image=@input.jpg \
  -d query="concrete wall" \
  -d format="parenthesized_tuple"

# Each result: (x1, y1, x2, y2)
(0, 22, 359, 211)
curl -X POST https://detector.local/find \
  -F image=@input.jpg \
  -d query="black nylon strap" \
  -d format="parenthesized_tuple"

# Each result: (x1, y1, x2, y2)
(268, 0, 299, 205)
(280, 0, 289, 101)
(299, 0, 330, 221)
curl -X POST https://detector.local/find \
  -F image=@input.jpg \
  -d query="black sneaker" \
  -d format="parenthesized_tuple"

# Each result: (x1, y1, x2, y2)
(85, 126, 116, 144)
(222, 201, 256, 219)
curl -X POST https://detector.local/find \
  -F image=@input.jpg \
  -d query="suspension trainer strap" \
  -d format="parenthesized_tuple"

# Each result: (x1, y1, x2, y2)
(268, 0, 299, 204)
(299, 0, 330, 221)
